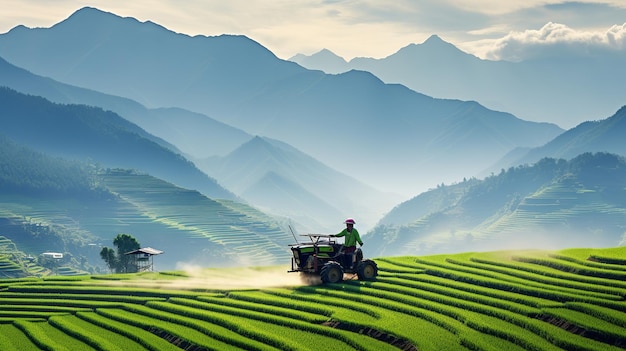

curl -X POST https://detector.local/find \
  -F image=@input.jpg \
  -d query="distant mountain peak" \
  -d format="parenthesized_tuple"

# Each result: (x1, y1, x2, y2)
(290, 48, 345, 61)
(420, 34, 462, 51)
(248, 135, 269, 145)
(383, 33, 475, 62)
(230, 136, 274, 157)
(315, 48, 345, 59)
(5, 24, 28, 34)
(289, 48, 348, 73)
(5, 7, 115, 33)
(62, 6, 116, 24)
(424, 34, 445, 43)
(58, 6, 168, 33)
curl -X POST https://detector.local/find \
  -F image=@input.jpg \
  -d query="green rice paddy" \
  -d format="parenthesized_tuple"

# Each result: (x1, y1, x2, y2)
(0, 246, 624, 350)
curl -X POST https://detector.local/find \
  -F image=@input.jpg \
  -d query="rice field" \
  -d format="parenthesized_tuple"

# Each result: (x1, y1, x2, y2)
(0, 246, 624, 350)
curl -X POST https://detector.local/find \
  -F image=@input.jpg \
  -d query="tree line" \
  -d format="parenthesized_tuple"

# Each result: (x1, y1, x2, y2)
(0, 134, 108, 198)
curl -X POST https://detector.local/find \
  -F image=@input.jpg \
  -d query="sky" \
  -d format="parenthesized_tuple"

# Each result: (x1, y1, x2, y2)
(1, 0, 626, 62)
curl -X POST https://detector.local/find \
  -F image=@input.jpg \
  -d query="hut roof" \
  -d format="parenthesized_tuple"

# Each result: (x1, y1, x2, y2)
(124, 247, 163, 256)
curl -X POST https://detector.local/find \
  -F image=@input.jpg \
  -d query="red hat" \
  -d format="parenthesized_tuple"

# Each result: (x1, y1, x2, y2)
(344, 218, 355, 224)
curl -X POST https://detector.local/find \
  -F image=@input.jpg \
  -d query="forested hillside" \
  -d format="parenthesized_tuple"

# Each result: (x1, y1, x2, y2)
(0, 87, 234, 200)
(501, 105, 626, 171)
(368, 152, 626, 257)
(0, 135, 105, 198)
(0, 137, 293, 276)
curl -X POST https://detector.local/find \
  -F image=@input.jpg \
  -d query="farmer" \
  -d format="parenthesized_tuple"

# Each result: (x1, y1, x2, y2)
(331, 218, 363, 268)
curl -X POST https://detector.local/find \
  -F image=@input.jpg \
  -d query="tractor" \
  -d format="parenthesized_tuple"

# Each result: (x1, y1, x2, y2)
(288, 234, 378, 284)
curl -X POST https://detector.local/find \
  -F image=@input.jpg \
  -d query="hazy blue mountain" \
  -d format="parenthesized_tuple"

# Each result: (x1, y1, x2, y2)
(0, 87, 235, 200)
(0, 56, 250, 159)
(0, 56, 392, 231)
(197, 67, 561, 196)
(368, 152, 626, 257)
(145, 107, 250, 158)
(240, 171, 342, 232)
(0, 7, 304, 118)
(291, 35, 625, 129)
(289, 49, 348, 74)
(486, 106, 626, 175)
(0, 7, 563, 196)
(198, 136, 400, 232)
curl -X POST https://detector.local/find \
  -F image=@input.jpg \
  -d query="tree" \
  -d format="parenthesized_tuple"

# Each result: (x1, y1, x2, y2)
(99, 234, 141, 273)
(99, 247, 116, 272)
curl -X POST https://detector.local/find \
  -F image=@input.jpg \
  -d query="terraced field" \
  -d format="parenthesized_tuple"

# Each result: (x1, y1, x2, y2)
(0, 236, 46, 278)
(0, 169, 295, 272)
(99, 170, 294, 267)
(0, 247, 624, 350)
(478, 179, 626, 239)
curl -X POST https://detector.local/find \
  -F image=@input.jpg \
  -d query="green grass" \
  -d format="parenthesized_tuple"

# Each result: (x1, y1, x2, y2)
(0, 247, 625, 351)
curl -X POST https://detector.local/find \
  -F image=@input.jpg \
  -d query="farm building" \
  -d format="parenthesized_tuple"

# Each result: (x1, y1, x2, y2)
(124, 247, 163, 272)
(41, 252, 63, 259)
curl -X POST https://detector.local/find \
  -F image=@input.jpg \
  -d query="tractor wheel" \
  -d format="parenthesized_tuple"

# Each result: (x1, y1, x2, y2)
(320, 261, 344, 284)
(357, 259, 378, 281)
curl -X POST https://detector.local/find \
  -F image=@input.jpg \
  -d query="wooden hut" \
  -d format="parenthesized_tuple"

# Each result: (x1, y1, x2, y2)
(124, 247, 163, 272)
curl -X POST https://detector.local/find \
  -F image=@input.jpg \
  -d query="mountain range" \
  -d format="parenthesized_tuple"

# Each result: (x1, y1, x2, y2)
(290, 34, 626, 130)
(0, 7, 563, 197)
(0, 56, 387, 232)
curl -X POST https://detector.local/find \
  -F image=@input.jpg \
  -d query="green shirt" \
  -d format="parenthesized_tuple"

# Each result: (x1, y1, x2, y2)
(335, 228, 363, 247)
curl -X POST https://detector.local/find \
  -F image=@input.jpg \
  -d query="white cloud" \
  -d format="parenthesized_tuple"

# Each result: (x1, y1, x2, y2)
(480, 22, 626, 61)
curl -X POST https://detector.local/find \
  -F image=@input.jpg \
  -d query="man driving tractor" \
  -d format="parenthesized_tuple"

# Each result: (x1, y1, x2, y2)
(288, 217, 377, 283)
(331, 218, 363, 268)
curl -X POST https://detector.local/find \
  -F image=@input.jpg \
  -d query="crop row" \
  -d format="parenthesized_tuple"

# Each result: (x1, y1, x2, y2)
(408, 254, 625, 348)
(298, 283, 541, 351)
(564, 302, 626, 327)
(461, 256, 626, 294)
(1, 282, 399, 350)
(355, 280, 621, 351)
(511, 255, 626, 281)
(541, 308, 626, 345)
(416, 256, 625, 304)
(345, 252, 625, 350)
(589, 254, 626, 265)
(549, 253, 626, 272)
(1, 247, 625, 350)
(377, 270, 560, 308)
(148, 299, 385, 351)
(0, 323, 40, 350)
